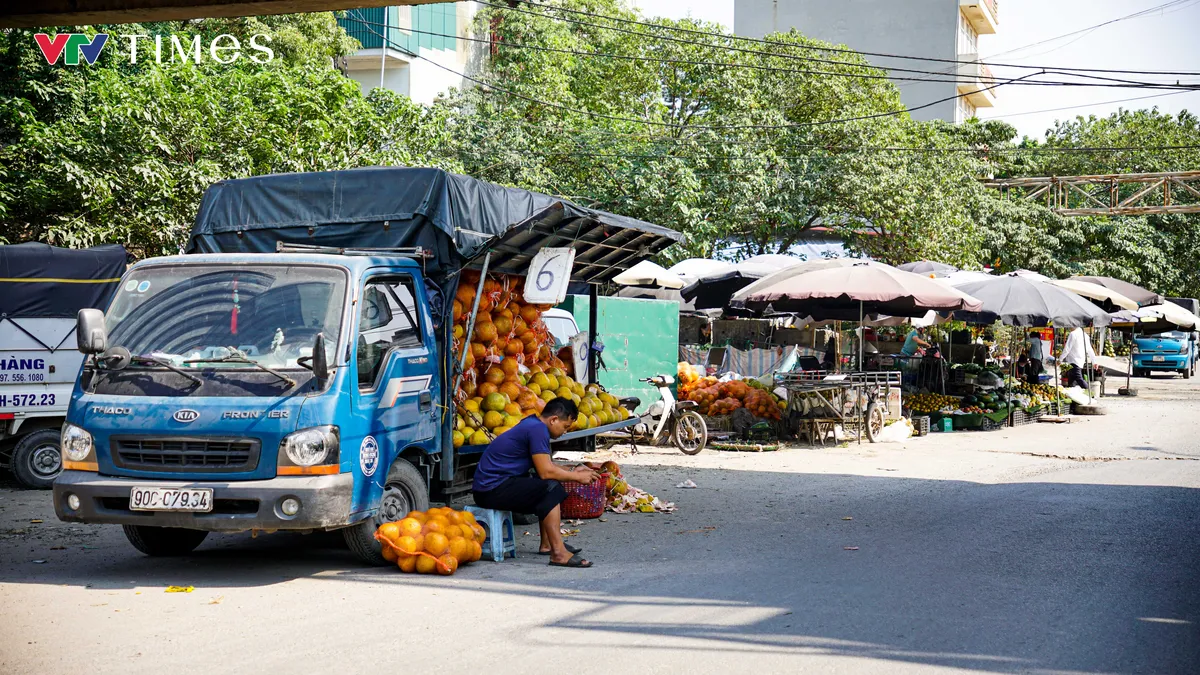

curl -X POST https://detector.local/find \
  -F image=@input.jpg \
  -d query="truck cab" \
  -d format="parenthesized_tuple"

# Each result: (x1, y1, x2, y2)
(1133, 330, 1197, 378)
(55, 252, 448, 560)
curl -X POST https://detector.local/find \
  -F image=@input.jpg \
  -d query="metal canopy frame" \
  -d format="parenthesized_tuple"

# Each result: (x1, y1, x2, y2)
(465, 203, 680, 285)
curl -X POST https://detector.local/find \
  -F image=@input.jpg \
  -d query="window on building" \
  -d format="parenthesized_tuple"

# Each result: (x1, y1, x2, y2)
(958, 13, 978, 53)
(357, 276, 424, 387)
(956, 98, 978, 123)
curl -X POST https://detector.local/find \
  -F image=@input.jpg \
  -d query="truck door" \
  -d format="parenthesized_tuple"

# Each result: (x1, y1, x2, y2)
(349, 273, 438, 511)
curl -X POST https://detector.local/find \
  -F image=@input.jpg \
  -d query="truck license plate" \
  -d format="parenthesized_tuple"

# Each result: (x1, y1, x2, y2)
(129, 487, 213, 512)
(1153, 356, 1165, 362)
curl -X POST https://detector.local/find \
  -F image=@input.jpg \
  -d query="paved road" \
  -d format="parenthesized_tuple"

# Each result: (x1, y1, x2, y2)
(1, 375, 1198, 674)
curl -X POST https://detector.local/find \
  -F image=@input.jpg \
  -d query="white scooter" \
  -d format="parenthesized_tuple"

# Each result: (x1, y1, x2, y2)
(619, 375, 708, 455)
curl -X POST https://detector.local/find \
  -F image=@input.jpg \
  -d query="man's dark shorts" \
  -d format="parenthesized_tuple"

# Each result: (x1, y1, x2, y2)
(473, 476, 567, 520)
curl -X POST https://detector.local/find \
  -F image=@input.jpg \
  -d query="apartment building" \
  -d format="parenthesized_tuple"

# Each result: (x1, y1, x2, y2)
(337, 3, 479, 105)
(734, 0, 1000, 122)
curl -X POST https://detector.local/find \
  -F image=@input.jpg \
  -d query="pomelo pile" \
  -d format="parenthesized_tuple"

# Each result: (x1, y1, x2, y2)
(678, 364, 783, 420)
(451, 271, 630, 446)
(374, 506, 486, 575)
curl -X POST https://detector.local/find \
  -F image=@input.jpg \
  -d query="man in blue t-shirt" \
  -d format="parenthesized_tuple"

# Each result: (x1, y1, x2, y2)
(472, 397, 598, 568)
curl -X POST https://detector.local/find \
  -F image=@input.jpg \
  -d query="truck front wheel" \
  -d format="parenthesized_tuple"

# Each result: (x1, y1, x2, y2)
(343, 459, 429, 565)
(122, 525, 209, 556)
(13, 429, 63, 490)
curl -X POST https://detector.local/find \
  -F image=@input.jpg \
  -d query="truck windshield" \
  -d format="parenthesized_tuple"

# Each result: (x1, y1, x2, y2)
(106, 264, 346, 370)
(1149, 331, 1187, 340)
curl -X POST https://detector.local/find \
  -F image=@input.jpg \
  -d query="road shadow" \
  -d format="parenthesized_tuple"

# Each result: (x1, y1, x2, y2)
(2, 465, 1199, 672)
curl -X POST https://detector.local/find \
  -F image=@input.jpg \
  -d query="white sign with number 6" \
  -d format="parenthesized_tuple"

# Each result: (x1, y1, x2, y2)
(523, 247, 575, 305)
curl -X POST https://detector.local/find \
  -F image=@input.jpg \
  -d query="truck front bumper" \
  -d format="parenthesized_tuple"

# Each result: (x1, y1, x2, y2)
(1134, 356, 1187, 370)
(53, 471, 356, 532)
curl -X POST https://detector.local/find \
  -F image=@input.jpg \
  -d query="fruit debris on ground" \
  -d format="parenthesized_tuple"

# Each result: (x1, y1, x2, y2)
(600, 461, 676, 513)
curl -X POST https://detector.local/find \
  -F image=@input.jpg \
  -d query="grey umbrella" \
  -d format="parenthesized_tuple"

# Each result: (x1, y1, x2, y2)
(1068, 276, 1164, 308)
(898, 260, 959, 276)
(954, 273, 1112, 327)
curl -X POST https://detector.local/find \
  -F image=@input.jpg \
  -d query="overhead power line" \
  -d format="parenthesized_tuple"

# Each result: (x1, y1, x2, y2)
(352, 17, 1200, 91)
(481, 0, 1200, 78)
(349, 10, 1042, 131)
(348, 12, 1200, 163)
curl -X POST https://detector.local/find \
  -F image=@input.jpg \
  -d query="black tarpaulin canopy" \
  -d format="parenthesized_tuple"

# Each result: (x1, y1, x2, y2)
(0, 243, 127, 317)
(187, 167, 681, 283)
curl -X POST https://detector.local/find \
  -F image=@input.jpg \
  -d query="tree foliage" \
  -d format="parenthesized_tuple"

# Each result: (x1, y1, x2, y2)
(0, 16, 457, 255)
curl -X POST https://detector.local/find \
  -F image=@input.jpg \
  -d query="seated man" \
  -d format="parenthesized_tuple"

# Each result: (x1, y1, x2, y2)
(472, 397, 598, 568)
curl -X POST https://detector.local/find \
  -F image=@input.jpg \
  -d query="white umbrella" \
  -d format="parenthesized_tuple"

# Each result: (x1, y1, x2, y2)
(667, 258, 733, 278)
(942, 270, 994, 286)
(1140, 302, 1198, 329)
(612, 260, 684, 289)
(1049, 279, 1139, 312)
(1011, 269, 1052, 282)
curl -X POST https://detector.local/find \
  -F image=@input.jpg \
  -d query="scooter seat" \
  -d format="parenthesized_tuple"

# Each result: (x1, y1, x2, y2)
(619, 396, 641, 411)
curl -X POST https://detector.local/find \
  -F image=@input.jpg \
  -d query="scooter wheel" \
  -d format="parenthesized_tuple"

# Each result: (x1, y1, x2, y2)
(673, 410, 708, 455)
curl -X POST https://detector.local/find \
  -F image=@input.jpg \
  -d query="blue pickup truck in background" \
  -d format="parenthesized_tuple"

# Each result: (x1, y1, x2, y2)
(52, 168, 679, 564)
(1132, 298, 1199, 379)
(1133, 330, 1197, 379)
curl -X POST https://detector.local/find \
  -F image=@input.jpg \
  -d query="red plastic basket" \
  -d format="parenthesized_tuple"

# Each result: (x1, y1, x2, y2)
(561, 473, 609, 519)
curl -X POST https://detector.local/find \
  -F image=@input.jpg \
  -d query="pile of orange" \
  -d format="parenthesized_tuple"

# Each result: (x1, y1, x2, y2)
(374, 506, 486, 575)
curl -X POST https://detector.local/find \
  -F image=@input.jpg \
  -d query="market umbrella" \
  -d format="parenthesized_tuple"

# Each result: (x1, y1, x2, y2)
(611, 260, 684, 289)
(668, 258, 734, 279)
(898, 260, 959, 276)
(1069, 275, 1164, 308)
(741, 262, 983, 368)
(680, 254, 801, 310)
(741, 263, 983, 318)
(954, 274, 1111, 327)
(727, 257, 879, 314)
(1049, 278, 1139, 312)
(1011, 269, 1052, 282)
(942, 270, 994, 286)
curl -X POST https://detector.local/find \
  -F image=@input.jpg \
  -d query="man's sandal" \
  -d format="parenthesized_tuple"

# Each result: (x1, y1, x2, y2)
(538, 543, 581, 556)
(549, 553, 593, 568)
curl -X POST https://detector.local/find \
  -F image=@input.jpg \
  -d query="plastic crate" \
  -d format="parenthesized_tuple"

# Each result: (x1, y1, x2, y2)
(912, 415, 931, 437)
(561, 473, 609, 519)
(952, 413, 984, 430)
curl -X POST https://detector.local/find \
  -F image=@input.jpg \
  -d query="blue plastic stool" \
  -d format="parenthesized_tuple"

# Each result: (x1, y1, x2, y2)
(464, 505, 516, 562)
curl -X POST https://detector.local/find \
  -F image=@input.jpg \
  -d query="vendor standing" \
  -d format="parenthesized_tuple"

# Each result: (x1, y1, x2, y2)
(472, 397, 598, 568)
(1061, 327, 1096, 388)
(1025, 330, 1045, 384)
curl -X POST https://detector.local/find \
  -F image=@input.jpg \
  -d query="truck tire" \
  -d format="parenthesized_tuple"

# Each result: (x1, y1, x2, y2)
(1183, 366, 1191, 379)
(122, 525, 208, 556)
(343, 459, 429, 566)
(12, 429, 63, 490)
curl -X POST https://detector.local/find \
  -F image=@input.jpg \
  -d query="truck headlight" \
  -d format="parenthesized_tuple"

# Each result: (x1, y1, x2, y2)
(1180, 345, 1189, 354)
(62, 424, 94, 462)
(1131, 345, 1139, 354)
(279, 426, 339, 468)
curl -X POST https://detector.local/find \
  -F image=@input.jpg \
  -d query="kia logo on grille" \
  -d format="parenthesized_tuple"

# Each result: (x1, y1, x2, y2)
(173, 409, 200, 423)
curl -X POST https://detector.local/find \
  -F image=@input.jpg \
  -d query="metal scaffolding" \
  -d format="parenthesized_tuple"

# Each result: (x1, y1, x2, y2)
(983, 170, 1200, 216)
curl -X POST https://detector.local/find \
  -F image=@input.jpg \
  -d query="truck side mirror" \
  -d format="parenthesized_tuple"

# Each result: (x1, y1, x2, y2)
(312, 333, 329, 387)
(76, 308, 108, 354)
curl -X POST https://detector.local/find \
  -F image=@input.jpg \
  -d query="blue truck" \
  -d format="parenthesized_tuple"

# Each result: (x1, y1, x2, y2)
(1131, 297, 1199, 379)
(53, 168, 679, 563)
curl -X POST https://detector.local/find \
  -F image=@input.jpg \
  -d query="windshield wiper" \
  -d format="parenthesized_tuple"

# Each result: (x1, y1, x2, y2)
(129, 355, 205, 388)
(184, 349, 297, 388)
